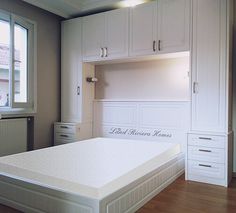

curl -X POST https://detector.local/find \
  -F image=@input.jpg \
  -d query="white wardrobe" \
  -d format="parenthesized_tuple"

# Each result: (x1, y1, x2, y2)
(60, 0, 233, 187)
(187, 0, 233, 187)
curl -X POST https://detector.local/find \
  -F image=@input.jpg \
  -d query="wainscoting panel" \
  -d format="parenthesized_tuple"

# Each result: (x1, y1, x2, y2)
(93, 100, 190, 150)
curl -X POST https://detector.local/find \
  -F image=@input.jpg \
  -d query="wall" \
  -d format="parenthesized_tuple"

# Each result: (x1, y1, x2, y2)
(95, 57, 189, 100)
(0, 0, 62, 149)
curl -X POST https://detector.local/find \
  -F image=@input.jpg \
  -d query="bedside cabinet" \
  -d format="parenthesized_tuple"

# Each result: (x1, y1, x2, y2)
(54, 122, 81, 146)
(54, 122, 93, 146)
(186, 133, 232, 187)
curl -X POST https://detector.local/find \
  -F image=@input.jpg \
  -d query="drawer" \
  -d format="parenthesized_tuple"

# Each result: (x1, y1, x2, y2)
(188, 160, 225, 179)
(188, 134, 225, 148)
(54, 123, 79, 134)
(54, 139, 75, 146)
(188, 146, 225, 163)
(55, 132, 77, 142)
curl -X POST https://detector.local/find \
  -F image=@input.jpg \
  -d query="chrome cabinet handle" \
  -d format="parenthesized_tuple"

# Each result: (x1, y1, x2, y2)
(158, 40, 161, 51)
(153, 40, 156, 52)
(100, 47, 104, 57)
(193, 82, 198, 94)
(198, 149, 212, 153)
(60, 126, 69, 129)
(77, 86, 80, 95)
(60, 134, 69, 138)
(198, 137, 212, 140)
(198, 164, 212, 168)
(104, 47, 108, 57)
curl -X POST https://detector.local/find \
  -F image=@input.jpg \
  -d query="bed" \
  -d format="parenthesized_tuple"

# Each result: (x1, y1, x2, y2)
(0, 137, 184, 213)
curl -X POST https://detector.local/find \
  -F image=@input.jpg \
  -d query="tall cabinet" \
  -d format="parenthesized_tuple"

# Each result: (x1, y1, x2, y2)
(187, 0, 233, 187)
(59, 18, 94, 145)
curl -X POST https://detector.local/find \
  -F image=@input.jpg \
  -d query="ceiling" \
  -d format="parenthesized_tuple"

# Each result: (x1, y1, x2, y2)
(21, 0, 123, 18)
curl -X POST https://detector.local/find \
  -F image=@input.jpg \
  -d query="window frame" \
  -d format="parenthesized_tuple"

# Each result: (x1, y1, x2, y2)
(0, 10, 37, 116)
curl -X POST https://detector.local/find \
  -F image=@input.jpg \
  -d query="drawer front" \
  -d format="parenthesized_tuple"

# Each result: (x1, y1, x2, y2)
(54, 124, 78, 134)
(188, 160, 225, 179)
(188, 146, 225, 163)
(188, 134, 225, 148)
(55, 132, 77, 142)
(54, 139, 75, 146)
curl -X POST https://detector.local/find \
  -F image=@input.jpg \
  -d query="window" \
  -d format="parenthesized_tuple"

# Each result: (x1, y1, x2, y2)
(0, 10, 36, 114)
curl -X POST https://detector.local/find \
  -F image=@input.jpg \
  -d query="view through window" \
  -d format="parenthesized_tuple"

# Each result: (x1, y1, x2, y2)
(0, 12, 35, 111)
(0, 19, 10, 107)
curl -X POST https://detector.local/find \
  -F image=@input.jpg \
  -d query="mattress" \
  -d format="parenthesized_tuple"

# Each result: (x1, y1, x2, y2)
(0, 137, 181, 199)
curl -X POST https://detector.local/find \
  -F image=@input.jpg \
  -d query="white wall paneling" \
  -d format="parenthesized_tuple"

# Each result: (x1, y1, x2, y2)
(93, 100, 190, 150)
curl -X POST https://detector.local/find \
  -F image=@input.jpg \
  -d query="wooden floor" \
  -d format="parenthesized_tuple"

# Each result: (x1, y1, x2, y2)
(0, 175, 236, 213)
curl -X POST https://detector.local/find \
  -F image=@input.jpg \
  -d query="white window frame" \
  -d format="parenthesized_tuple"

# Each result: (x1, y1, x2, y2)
(0, 10, 37, 116)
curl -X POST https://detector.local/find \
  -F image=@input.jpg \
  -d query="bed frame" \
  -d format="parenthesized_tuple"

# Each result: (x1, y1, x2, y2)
(0, 153, 184, 213)
(0, 100, 188, 212)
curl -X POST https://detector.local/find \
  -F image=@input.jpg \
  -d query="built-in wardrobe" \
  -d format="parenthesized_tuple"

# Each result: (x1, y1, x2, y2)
(57, 0, 233, 187)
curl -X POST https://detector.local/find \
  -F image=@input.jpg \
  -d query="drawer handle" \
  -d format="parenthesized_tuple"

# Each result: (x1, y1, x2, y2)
(198, 137, 212, 140)
(60, 134, 69, 138)
(60, 126, 69, 129)
(198, 164, 212, 168)
(198, 149, 212, 153)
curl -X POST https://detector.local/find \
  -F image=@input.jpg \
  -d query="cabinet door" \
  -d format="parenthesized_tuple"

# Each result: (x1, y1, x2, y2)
(82, 13, 105, 61)
(105, 8, 129, 59)
(157, 0, 190, 53)
(61, 19, 82, 123)
(191, 0, 226, 132)
(129, 1, 157, 56)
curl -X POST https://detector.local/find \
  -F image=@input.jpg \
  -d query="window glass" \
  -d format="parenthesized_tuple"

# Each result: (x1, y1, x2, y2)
(0, 20, 10, 107)
(14, 24, 28, 103)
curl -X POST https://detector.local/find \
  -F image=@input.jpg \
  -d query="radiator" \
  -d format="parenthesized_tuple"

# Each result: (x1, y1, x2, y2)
(0, 118, 28, 157)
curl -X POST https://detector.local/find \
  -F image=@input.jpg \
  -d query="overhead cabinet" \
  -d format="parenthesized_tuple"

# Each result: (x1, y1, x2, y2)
(129, 0, 190, 57)
(82, 8, 129, 61)
(129, 1, 157, 56)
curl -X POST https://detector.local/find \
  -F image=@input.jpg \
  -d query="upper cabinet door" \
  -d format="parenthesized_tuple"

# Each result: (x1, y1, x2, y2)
(105, 8, 129, 60)
(191, 0, 226, 132)
(82, 13, 105, 61)
(129, 1, 157, 57)
(157, 0, 190, 53)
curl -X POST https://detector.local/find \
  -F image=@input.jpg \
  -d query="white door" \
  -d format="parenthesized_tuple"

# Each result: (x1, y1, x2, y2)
(82, 13, 105, 61)
(105, 8, 129, 59)
(157, 0, 190, 53)
(61, 19, 82, 123)
(129, 1, 157, 56)
(191, 0, 226, 132)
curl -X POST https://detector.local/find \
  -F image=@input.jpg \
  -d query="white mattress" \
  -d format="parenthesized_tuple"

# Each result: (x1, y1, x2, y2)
(0, 137, 181, 199)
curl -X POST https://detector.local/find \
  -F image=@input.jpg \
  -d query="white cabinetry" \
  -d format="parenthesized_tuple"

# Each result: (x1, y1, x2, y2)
(61, 18, 82, 123)
(187, 0, 233, 187)
(82, 8, 128, 61)
(191, 0, 227, 133)
(129, 1, 157, 56)
(82, 13, 105, 61)
(54, 123, 92, 145)
(61, 18, 94, 139)
(157, 0, 190, 53)
(129, 0, 190, 57)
